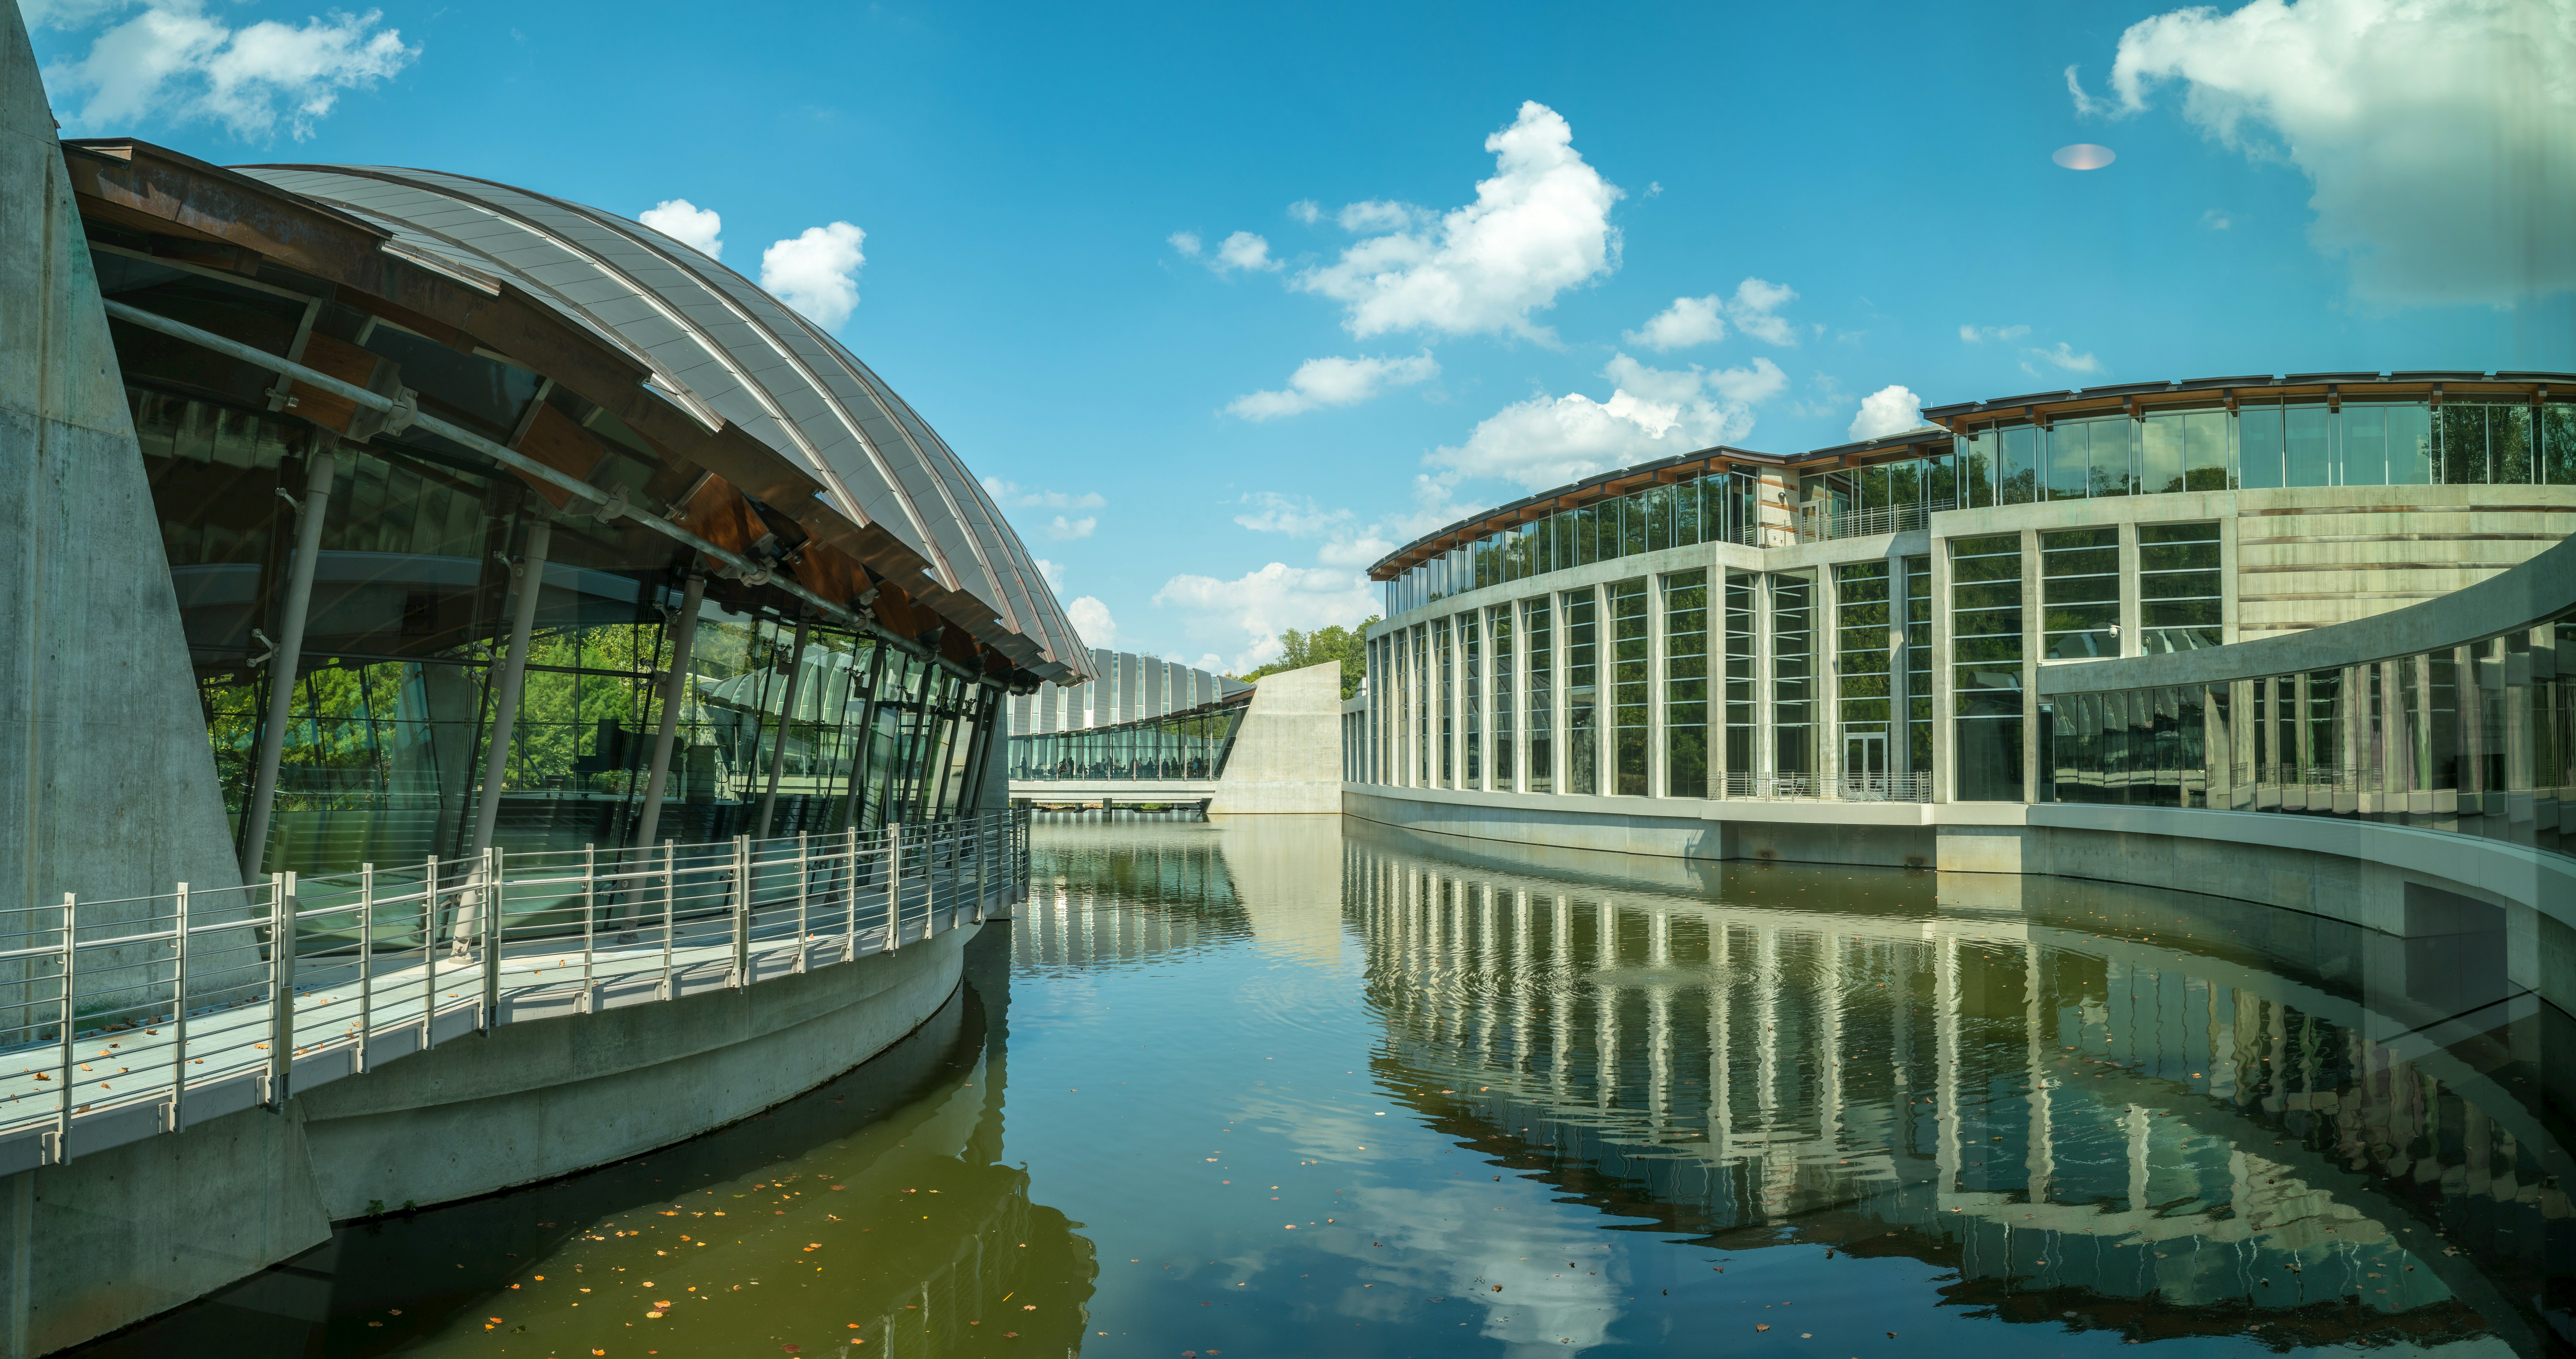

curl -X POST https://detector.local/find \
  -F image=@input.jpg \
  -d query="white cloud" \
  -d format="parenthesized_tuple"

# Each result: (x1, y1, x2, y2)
(639, 199, 723, 259)
(1334, 199, 1425, 233)
(2075, 0, 2576, 305)
(1725, 277, 1799, 345)
(981, 478, 1107, 512)
(1848, 385, 1925, 441)
(1286, 200, 1322, 225)
(1153, 562, 1380, 673)
(1226, 352, 1439, 420)
(1423, 353, 1784, 493)
(1033, 557, 1069, 593)
(1046, 515, 1096, 541)
(1623, 294, 1725, 350)
(1296, 101, 1623, 341)
(1066, 596, 1117, 649)
(2202, 207, 2234, 230)
(1233, 492, 1354, 535)
(1958, 324, 2031, 343)
(759, 222, 865, 328)
(43, 0, 418, 140)
(2023, 341, 2102, 374)
(1213, 230, 1280, 274)
(1168, 230, 1204, 258)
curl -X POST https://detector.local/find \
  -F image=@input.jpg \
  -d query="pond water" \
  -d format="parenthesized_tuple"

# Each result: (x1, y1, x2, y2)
(75, 814, 2570, 1358)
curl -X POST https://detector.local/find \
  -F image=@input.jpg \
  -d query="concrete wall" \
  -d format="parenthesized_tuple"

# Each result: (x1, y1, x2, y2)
(0, 924, 980, 1358)
(0, 3, 244, 954)
(1206, 661, 1344, 815)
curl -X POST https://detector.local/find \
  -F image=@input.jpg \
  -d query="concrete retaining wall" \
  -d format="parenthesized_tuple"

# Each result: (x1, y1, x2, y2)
(0, 923, 977, 1358)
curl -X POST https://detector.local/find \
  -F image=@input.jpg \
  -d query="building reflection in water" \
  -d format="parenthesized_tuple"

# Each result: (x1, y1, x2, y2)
(1343, 821, 2570, 1355)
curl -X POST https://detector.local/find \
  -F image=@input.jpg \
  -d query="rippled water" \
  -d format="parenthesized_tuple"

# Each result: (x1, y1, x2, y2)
(76, 814, 2571, 1358)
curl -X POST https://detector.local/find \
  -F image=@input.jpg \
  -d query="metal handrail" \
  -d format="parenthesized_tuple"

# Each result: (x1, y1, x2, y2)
(0, 810, 1032, 1165)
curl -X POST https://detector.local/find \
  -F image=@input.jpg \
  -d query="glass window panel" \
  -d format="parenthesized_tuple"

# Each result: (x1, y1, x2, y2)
(1645, 484, 1673, 552)
(1674, 477, 1702, 547)
(2045, 423, 2089, 501)
(1524, 596, 1553, 794)
(2087, 419, 2133, 497)
(1663, 569, 1708, 798)
(2494, 405, 2534, 484)
(2284, 404, 2331, 486)
(1492, 607, 1515, 788)
(2390, 403, 2435, 485)
(1724, 571, 1756, 788)
(2041, 526, 2121, 660)
(1564, 588, 1597, 795)
(2440, 405, 2488, 485)
(2238, 403, 2285, 489)
(2183, 409, 2231, 491)
(1772, 571, 1818, 779)
(1957, 434, 1993, 509)
(2138, 521, 2223, 653)
(2141, 414, 2185, 495)
(1998, 426, 2038, 505)
(1611, 577, 1649, 796)
(1620, 492, 1649, 557)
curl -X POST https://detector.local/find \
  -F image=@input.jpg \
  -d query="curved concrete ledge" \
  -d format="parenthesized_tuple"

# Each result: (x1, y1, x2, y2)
(0, 923, 977, 1359)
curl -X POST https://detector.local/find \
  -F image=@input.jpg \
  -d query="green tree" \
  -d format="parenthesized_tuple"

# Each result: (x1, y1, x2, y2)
(1235, 617, 1377, 699)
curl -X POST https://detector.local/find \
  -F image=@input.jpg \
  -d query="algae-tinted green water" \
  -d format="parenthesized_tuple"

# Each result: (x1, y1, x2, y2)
(71, 814, 2569, 1358)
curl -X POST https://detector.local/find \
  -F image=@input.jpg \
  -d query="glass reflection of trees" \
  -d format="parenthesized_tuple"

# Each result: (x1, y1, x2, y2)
(137, 391, 996, 878)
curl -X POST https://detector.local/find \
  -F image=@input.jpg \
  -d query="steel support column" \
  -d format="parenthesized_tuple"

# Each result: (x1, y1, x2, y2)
(756, 614, 811, 839)
(632, 574, 708, 853)
(468, 520, 552, 858)
(240, 450, 335, 880)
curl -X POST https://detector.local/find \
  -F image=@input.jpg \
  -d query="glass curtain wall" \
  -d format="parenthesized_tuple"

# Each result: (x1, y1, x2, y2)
(2049, 605, 2573, 861)
(1380, 467, 1771, 615)
(139, 392, 983, 880)
(1904, 556, 1933, 772)
(2140, 523, 2223, 653)
(1492, 606, 1515, 790)
(2040, 528, 2121, 661)
(1611, 577, 1651, 796)
(1772, 572, 1818, 790)
(1952, 534, 2027, 801)
(1004, 701, 1249, 783)
(1436, 618, 1455, 786)
(1524, 598, 1553, 794)
(1461, 613, 1483, 788)
(1663, 570, 1709, 798)
(1564, 588, 1599, 795)
(1724, 571, 1756, 790)
(1835, 562, 1892, 790)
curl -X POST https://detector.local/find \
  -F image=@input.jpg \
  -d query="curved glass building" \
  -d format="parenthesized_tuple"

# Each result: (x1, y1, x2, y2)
(60, 138, 1087, 882)
(1354, 373, 2574, 809)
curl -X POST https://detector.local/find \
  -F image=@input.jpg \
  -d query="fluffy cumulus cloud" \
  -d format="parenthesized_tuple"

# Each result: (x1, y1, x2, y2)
(1848, 384, 1925, 441)
(1153, 562, 1380, 674)
(1424, 353, 1786, 493)
(1296, 101, 1623, 341)
(1169, 229, 1279, 275)
(1065, 596, 1118, 649)
(41, 0, 418, 140)
(759, 222, 866, 328)
(2069, 0, 2576, 305)
(1032, 557, 1069, 594)
(1622, 277, 1800, 351)
(1226, 353, 1438, 420)
(1958, 324, 2031, 344)
(639, 199, 724, 259)
(2023, 340, 2102, 374)
(981, 478, 1107, 513)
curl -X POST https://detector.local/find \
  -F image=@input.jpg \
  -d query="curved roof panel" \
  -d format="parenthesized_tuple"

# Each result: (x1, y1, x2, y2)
(235, 164, 1089, 680)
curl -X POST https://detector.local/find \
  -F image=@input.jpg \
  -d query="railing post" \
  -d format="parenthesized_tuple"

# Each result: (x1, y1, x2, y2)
(972, 816, 987, 924)
(170, 881, 189, 1131)
(794, 832, 810, 972)
(581, 844, 597, 1011)
(421, 854, 438, 1049)
(56, 893, 76, 1162)
(885, 823, 904, 951)
(356, 863, 373, 1072)
(659, 840, 676, 999)
(480, 846, 504, 1031)
(731, 835, 751, 987)
(269, 871, 296, 1108)
(842, 825, 859, 962)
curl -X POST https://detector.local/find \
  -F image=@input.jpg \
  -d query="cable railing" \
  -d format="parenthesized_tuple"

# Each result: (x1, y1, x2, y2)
(1719, 771, 1934, 802)
(1795, 500, 1952, 544)
(0, 810, 1030, 1167)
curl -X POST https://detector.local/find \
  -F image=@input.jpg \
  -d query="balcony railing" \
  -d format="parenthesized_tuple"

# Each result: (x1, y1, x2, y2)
(0, 810, 1029, 1167)
(1795, 500, 1953, 544)
(1720, 771, 1934, 802)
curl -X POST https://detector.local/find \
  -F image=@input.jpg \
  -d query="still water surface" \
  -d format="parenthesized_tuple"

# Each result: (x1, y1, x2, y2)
(79, 815, 2568, 1358)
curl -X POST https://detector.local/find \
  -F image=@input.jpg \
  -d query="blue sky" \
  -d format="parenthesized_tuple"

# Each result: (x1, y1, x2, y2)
(31, 0, 2573, 671)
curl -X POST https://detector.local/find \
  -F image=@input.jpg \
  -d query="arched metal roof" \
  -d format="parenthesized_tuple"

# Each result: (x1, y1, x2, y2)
(234, 164, 1090, 681)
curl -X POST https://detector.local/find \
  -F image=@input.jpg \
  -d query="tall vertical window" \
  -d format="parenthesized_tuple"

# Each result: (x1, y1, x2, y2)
(1413, 625, 1430, 786)
(1610, 576, 1650, 796)
(1957, 431, 1994, 509)
(1951, 534, 2025, 801)
(1435, 617, 1454, 786)
(2139, 521, 2222, 653)
(1724, 571, 1756, 788)
(1525, 597, 1553, 794)
(2040, 527, 2121, 660)
(1663, 569, 1709, 798)
(1835, 561, 1891, 787)
(1460, 611, 1482, 788)
(1565, 587, 1599, 795)
(1998, 426, 2038, 505)
(1904, 555, 1933, 774)
(1492, 606, 1515, 790)
(1772, 571, 1818, 782)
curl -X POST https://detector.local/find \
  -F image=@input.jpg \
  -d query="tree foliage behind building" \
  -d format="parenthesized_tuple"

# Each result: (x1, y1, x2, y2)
(1234, 618, 1377, 699)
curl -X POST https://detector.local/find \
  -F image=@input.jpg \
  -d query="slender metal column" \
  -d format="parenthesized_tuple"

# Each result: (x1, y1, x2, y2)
(468, 520, 552, 859)
(756, 615, 812, 839)
(632, 574, 708, 852)
(241, 451, 336, 880)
